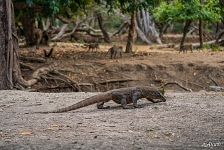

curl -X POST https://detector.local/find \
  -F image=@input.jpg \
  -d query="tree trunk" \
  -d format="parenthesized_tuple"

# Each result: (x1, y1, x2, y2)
(21, 10, 36, 46)
(125, 12, 136, 53)
(199, 19, 203, 48)
(112, 22, 129, 36)
(0, 0, 19, 89)
(0, 0, 11, 89)
(135, 22, 152, 45)
(136, 9, 162, 44)
(158, 23, 170, 38)
(42, 18, 51, 31)
(96, 12, 111, 43)
(216, 30, 224, 43)
(51, 24, 68, 41)
(199, 0, 203, 48)
(180, 20, 192, 52)
(220, 0, 224, 5)
(0, 0, 36, 90)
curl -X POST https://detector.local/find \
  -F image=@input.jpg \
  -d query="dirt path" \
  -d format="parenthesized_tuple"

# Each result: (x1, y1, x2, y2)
(0, 91, 224, 150)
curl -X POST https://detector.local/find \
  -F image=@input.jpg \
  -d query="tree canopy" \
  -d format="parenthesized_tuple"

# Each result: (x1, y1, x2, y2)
(153, 0, 222, 23)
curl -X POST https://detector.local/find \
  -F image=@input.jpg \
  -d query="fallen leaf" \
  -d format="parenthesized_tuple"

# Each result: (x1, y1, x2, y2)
(164, 132, 175, 137)
(51, 124, 59, 127)
(19, 131, 32, 136)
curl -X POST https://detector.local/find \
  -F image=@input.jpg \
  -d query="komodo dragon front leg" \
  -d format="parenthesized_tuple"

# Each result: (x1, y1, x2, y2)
(146, 97, 164, 103)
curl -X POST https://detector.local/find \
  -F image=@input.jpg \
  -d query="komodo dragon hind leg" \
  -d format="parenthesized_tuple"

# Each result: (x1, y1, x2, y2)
(121, 98, 132, 109)
(112, 92, 133, 109)
(113, 93, 133, 109)
(97, 102, 110, 109)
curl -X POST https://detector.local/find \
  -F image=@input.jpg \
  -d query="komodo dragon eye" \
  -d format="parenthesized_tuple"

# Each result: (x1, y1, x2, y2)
(154, 91, 162, 97)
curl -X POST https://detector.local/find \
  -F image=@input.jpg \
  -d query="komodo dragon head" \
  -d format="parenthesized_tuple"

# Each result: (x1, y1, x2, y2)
(150, 90, 166, 102)
(142, 87, 166, 102)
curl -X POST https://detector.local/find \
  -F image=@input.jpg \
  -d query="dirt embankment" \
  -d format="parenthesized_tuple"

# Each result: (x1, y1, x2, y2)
(0, 90, 224, 150)
(19, 42, 224, 92)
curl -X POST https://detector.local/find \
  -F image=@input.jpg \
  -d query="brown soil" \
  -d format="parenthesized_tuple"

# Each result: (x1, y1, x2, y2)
(19, 41, 224, 92)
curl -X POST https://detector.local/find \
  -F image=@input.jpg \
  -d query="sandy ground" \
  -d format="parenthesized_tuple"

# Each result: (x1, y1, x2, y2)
(0, 90, 224, 150)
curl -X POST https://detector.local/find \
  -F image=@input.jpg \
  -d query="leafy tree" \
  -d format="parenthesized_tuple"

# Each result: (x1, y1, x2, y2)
(153, 0, 222, 50)
(100, 0, 160, 52)
(14, 0, 94, 46)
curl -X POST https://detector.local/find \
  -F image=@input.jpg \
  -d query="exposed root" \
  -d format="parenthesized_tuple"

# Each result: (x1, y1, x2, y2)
(19, 62, 35, 70)
(50, 70, 81, 91)
(17, 63, 80, 91)
(19, 56, 46, 63)
(98, 79, 138, 85)
(161, 81, 192, 92)
(208, 75, 219, 86)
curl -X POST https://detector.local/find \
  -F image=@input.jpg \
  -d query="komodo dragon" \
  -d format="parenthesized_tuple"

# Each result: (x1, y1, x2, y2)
(36, 86, 166, 113)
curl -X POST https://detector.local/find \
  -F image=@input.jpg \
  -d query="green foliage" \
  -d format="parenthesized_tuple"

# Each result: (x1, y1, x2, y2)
(153, 0, 222, 23)
(99, 0, 159, 14)
(14, 0, 95, 17)
(204, 44, 222, 52)
(104, 15, 123, 32)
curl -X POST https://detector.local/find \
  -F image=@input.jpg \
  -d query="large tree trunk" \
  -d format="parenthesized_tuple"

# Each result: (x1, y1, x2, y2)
(0, 0, 37, 90)
(0, 0, 11, 89)
(180, 20, 192, 52)
(0, 0, 19, 89)
(125, 12, 136, 53)
(96, 12, 111, 43)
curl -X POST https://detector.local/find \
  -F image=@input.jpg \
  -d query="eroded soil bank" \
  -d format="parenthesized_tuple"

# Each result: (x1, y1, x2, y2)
(19, 42, 224, 92)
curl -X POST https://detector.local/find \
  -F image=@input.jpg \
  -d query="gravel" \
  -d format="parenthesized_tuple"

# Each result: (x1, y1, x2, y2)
(0, 90, 224, 150)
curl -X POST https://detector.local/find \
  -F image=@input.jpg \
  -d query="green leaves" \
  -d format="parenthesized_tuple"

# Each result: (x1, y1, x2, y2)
(101, 0, 159, 13)
(153, 0, 222, 23)
(15, 0, 95, 16)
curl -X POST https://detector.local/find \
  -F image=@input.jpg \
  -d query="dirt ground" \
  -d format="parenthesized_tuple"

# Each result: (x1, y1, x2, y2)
(3, 39, 223, 149)
(19, 41, 224, 92)
(0, 90, 224, 150)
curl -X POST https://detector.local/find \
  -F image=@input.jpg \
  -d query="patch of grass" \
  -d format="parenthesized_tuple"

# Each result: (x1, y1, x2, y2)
(203, 44, 222, 52)
(211, 45, 222, 52)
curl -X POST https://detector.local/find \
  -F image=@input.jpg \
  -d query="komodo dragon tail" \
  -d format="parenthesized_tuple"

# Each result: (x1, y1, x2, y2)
(36, 92, 112, 113)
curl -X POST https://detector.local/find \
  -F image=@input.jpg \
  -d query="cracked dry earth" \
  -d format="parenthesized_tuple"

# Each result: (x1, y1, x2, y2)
(0, 90, 224, 150)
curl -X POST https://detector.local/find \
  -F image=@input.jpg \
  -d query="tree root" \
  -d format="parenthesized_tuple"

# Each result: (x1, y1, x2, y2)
(208, 75, 219, 86)
(97, 79, 138, 85)
(16, 63, 80, 91)
(49, 70, 81, 91)
(19, 56, 46, 63)
(19, 62, 35, 70)
(161, 81, 192, 92)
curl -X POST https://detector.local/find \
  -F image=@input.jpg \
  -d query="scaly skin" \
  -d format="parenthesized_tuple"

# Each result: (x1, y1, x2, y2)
(36, 86, 166, 113)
